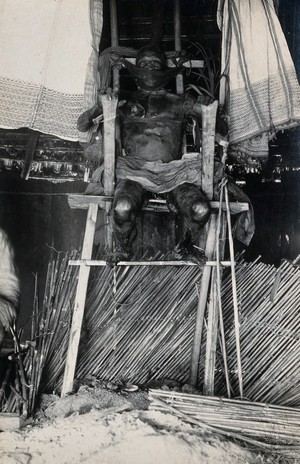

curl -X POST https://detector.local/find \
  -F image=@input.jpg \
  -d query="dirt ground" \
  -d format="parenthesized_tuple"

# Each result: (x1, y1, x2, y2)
(0, 381, 294, 464)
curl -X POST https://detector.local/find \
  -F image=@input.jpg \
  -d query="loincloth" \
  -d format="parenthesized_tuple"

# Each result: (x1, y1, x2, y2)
(116, 153, 202, 194)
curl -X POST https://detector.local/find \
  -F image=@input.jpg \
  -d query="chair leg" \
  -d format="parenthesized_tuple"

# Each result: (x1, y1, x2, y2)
(61, 203, 98, 396)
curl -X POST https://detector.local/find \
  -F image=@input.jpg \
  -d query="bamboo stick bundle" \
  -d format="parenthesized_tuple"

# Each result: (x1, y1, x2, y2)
(39, 251, 81, 392)
(149, 389, 300, 457)
(9, 250, 81, 409)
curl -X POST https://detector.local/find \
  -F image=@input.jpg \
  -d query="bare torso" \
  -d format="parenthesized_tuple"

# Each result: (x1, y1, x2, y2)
(119, 91, 187, 163)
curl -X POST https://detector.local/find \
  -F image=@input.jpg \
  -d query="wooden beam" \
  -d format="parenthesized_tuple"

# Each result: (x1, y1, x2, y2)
(203, 211, 227, 396)
(190, 213, 217, 387)
(201, 101, 218, 200)
(174, 0, 184, 94)
(68, 194, 249, 214)
(61, 203, 98, 396)
(110, 0, 119, 93)
(101, 95, 118, 196)
(68, 259, 233, 267)
(125, 58, 204, 68)
(101, 94, 118, 251)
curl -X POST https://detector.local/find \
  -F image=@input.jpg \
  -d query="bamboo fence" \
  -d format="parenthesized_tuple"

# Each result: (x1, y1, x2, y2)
(1, 250, 300, 416)
(216, 259, 300, 406)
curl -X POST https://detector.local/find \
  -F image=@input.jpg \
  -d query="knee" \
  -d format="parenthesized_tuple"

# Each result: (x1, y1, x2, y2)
(114, 198, 134, 223)
(191, 199, 211, 225)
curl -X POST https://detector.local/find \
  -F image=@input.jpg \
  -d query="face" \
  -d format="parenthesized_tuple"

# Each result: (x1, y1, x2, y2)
(136, 54, 163, 71)
(134, 51, 165, 90)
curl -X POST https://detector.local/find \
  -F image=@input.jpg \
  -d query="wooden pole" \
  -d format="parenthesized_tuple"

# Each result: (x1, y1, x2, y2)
(61, 203, 98, 396)
(201, 101, 218, 200)
(110, 0, 119, 94)
(224, 184, 243, 398)
(174, 0, 184, 95)
(101, 94, 118, 251)
(190, 213, 217, 387)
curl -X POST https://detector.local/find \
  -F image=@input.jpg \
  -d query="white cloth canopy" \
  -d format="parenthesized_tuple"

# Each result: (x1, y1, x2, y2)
(0, 0, 102, 141)
(218, 0, 300, 160)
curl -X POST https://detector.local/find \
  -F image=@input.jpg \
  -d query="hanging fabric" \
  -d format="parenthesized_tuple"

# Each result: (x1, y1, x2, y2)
(0, 0, 102, 142)
(217, 0, 300, 164)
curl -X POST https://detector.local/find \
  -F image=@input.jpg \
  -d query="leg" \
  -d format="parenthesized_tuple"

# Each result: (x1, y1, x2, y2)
(167, 183, 211, 262)
(113, 180, 149, 256)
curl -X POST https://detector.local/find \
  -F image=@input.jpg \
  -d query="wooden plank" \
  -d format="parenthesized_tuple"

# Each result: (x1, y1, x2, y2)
(61, 203, 98, 396)
(101, 94, 118, 250)
(67, 194, 249, 214)
(0, 413, 20, 431)
(101, 94, 118, 196)
(125, 58, 204, 68)
(190, 213, 217, 387)
(68, 259, 233, 267)
(201, 101, 218, 200)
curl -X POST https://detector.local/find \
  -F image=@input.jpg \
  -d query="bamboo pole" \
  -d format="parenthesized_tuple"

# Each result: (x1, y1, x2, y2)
(211, 182, 231, 397)
(190, 213, 217, 386)
(110, 0, 119, 94)
(203, 268, 218, 395)
(224, 184, 243, 398)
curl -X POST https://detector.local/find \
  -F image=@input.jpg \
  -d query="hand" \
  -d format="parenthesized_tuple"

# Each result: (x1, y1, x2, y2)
(109, 54, 124, 70)
(77, 105, 102, 132)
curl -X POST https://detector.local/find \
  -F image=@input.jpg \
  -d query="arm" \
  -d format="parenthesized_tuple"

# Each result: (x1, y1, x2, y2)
(184, 93, 228, 140)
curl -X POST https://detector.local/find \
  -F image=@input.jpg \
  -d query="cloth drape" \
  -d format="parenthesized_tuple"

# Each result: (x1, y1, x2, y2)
(116, 154, 203, 194)
(0, 0, 102, 141)
(217, 0, 300, 162)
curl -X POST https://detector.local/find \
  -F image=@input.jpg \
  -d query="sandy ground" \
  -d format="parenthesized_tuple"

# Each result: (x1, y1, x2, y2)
(0, 382, 292, 464)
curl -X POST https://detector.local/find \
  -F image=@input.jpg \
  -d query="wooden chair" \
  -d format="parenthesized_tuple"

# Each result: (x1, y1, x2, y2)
(61, 0, 249, 397)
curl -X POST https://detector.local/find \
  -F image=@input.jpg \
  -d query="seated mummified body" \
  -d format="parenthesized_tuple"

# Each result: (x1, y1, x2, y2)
(78, 45, 228, 263)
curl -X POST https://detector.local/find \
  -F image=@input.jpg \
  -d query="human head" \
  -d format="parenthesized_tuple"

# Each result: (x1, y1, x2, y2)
(136, 46, 166, 70)
(124, 45, 181, 92)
